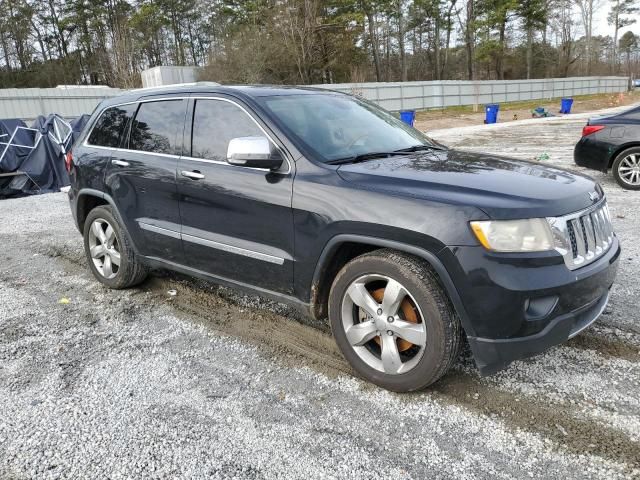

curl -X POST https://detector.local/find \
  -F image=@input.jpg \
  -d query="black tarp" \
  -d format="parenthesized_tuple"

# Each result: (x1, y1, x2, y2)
(0, 118, 33, 172)
(0, 114, 75, 198)
(71, 114, 90, 143)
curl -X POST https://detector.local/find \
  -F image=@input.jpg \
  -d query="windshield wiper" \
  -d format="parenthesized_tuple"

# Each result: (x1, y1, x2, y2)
(394, 144, 444, 153)
(326, 151, 409, 165)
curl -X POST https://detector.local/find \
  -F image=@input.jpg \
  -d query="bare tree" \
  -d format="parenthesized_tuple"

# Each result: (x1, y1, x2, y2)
(574, 0, 604, 75)
(608, 0, 639, 72)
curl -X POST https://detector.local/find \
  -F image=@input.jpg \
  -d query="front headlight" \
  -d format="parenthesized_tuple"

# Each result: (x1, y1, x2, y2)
(470, 218, 554, 252)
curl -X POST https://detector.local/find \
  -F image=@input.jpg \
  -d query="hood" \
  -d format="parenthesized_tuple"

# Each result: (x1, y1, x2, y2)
(337, 149, 602, 219)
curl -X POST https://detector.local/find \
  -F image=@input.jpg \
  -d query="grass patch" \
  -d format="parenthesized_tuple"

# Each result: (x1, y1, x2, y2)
(414, 91, 640, 119)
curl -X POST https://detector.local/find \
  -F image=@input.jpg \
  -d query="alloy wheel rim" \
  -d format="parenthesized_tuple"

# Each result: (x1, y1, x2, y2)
(341, 274, 427, 375)
(618, 154, 640, 186)
(88, 218, 121, 279)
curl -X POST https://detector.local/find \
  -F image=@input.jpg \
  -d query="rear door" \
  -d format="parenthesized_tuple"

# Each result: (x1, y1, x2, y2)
(78, 104, 135, 192)
(104, 98, 187, 262)
(177, 96, 295, 293)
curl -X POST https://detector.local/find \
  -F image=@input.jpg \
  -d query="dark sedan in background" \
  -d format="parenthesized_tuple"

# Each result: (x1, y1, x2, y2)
(575, 105, 640, 189)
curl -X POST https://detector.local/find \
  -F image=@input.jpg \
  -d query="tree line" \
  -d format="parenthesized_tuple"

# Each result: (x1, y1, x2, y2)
(0, 0, 638, 89)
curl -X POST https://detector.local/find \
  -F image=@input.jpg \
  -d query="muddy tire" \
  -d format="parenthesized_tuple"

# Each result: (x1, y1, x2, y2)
(83, 205, 148, 289)
(329, 249, 462, 392)
(612, 147, 640, 190)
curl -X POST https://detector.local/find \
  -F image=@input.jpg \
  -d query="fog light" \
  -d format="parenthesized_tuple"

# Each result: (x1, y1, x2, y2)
(524, 296, 559, 321)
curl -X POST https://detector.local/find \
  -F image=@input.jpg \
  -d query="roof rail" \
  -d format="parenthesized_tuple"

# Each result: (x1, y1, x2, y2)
(129, 81, 220, 93)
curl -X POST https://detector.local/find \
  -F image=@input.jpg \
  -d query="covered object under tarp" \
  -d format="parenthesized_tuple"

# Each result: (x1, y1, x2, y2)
(0, 114, 74, 198)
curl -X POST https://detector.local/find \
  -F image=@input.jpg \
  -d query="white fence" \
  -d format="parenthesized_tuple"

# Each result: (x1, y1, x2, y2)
(0, 76, 630, 120)
(312, 77, 630, 111)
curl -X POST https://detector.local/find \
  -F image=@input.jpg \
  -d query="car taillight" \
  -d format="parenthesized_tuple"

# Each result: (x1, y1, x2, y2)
(582, 125, 604, 137)
(65, 150, 73, 172)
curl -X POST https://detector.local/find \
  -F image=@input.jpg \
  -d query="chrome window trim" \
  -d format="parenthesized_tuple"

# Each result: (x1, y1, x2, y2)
(189, 96, 291, 174)
(116, 147, 181, 159)
(137, 221, 286, 265)
(83, 100, 174, 149)
(82, 95, 292, 174)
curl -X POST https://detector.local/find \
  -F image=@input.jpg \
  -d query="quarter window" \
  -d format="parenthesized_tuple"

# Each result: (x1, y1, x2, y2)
(191, 99, 263, 161)
(87, 104, 136, 148)
(129, 100, 185, 155)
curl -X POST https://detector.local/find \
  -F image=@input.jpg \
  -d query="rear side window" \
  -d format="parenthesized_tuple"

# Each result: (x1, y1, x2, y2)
(129, 100, 185, 155)
(87, 104, 136, 148)
(191, 99, 263, 161)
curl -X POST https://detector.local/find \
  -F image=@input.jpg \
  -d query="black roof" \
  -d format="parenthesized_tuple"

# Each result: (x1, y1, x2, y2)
(99, 83, 340, 109)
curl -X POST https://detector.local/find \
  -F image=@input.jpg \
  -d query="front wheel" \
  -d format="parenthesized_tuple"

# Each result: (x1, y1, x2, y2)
(612, 147, 640, 190)
(329, 250, 462, 392)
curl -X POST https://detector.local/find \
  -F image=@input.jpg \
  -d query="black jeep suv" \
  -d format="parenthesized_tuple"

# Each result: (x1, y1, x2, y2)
(68, 85, 620, 391)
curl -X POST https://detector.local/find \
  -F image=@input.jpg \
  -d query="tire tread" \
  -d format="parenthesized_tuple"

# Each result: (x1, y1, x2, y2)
(83, 205, 148, 289)
(329, 248, 462, 391)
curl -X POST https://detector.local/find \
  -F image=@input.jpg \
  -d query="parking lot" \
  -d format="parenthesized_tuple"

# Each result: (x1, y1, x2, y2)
(1, 108, 639, 479)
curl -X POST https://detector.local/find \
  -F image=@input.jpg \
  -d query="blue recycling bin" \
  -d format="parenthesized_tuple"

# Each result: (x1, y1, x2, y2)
(399, 110, 416, 126)
(560, 98, 574, 114)
(485, 104, 499, 124)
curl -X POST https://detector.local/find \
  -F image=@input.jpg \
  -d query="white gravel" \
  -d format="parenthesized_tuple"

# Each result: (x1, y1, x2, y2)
(1, 106, 639, 479)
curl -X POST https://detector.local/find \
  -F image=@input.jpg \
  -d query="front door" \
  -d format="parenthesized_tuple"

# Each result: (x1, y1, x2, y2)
(104, 98, 186, 262)
(177, 97, 294, 294)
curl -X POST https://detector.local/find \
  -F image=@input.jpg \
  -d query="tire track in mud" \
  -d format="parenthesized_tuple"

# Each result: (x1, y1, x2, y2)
(38, 240, 640, 474)
(141, 275, 352, 378)
(429, 371, 640, 472)
(140, 269, 640, 474)
(567, 332, 640, 362)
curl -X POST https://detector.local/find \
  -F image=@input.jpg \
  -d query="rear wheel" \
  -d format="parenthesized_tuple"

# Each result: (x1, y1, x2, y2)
(329, 249, 462, 392)
(612, 147, 640, 190)
(83, 206, 148, 289)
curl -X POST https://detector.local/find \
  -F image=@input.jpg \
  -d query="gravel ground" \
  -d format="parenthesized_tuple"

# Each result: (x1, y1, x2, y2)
(1, 106, 639, 479)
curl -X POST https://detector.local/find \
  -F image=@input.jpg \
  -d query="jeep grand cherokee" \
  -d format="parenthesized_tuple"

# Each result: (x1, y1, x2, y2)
(67, 85, 620, 392)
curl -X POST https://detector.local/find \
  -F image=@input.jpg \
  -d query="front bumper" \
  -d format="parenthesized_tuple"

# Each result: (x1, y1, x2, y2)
(438, 237, 620, 375)
(468, 290, 609, 375)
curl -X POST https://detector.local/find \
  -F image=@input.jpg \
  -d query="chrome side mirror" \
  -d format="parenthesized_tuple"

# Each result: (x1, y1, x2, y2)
(226, 136, 283, 170)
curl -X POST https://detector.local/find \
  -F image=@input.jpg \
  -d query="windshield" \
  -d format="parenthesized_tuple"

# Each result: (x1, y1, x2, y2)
(258, 93, 436, 163)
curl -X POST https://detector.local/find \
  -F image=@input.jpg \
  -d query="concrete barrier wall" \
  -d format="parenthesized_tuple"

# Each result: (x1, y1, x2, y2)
(0, 76, 629, 120)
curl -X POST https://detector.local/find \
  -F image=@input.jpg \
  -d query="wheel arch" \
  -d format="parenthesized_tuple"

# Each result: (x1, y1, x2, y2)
(76, 188, 141, 254)
(310, 234, 473, 336)
(608, 142, 640, 169)
(76, 189, 109, 233)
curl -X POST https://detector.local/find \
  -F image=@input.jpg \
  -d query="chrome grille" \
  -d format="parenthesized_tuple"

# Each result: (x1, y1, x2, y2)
(547, 200, 614, 270)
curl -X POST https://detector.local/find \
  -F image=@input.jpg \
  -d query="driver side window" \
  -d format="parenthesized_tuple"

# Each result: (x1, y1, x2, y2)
(191, 99, 263, 161)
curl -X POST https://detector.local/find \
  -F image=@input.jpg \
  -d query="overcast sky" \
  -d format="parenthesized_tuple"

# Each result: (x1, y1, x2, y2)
(592, 5, 639, 37)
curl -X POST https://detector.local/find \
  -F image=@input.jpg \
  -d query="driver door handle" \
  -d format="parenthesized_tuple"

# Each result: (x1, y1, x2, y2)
(111, 159, 130, 167)
(181, 170, 205, 180)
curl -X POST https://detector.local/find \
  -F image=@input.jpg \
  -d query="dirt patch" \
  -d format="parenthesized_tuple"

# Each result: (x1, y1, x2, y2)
(34, 244, 349, 380)
(38, 243, 640, 469)
(141, 275, 353, 379)
(415, 91, 640, 132)
(137, 269, 640, 474)
(567, 333, 640, 362)
(429, 370, 640, 472)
